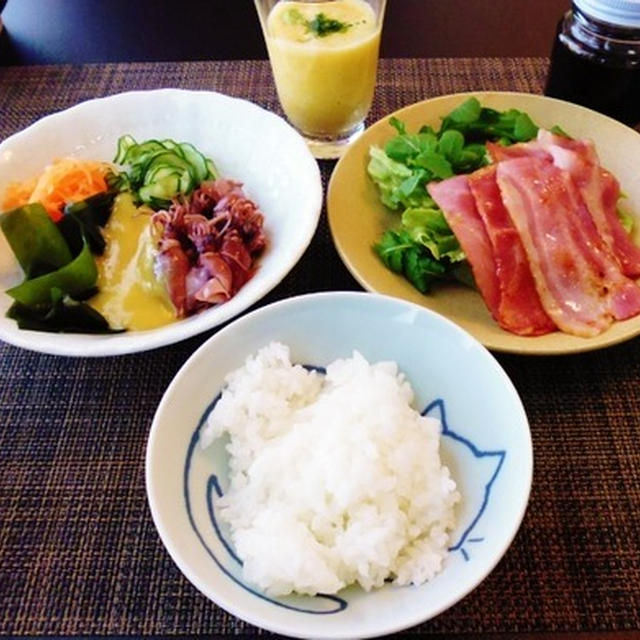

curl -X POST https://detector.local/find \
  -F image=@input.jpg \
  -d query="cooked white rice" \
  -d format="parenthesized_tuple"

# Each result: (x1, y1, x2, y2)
(200, 341, 459, 596)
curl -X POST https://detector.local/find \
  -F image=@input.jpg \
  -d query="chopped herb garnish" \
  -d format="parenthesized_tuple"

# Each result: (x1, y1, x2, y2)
(283, 7, 352, 37)
(308, 12, 351, 37)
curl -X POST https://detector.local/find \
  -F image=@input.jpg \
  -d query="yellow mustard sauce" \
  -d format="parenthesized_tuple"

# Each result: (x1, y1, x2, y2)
(90, 193, 175, 331)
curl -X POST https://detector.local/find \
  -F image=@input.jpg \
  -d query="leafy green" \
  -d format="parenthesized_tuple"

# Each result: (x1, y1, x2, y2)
(618, 205, 634, 235)
(6, 241, 98, 307)
(58, 190, 117, 256)
(1, 195, 120, 333)
(401, 207, 464, 262)
(7, 287, 124, 334)
(0, 203, 72, 278)
(550, 124, 571, 138)
(375, 230, 448, 293)
(368, 100, 510, 216)
(440, 98, 538, 143)
(367, 146, 431, 210)
(438, 130, 465, 165)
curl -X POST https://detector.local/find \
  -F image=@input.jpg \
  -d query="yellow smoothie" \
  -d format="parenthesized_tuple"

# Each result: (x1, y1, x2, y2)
(265, 0, 382, 137)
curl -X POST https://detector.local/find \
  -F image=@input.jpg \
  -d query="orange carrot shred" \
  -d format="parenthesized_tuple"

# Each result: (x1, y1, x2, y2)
(1, 157, 111, 222)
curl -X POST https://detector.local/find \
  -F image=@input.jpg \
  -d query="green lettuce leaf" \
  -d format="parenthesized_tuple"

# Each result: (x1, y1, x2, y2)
(401, 207, 465, 262)
(375, 230, 449, 293)
(367, 145, 433, 210)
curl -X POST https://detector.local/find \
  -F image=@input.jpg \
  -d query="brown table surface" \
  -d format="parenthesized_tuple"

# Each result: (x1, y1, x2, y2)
(1, 58, 639, 639)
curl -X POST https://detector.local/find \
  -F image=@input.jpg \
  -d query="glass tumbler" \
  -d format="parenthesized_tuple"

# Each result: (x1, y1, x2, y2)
(254, 0, 386, 159)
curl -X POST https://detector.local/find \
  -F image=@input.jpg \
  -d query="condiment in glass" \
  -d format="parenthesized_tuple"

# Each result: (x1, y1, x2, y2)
(544, 0, 640, 129)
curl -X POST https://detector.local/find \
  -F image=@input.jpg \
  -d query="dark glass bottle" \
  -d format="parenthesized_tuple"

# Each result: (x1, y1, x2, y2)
(544, 0, 640, 129)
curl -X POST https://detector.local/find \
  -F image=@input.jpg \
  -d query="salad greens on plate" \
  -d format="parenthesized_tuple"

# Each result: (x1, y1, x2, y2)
(367, 97, 541, 293)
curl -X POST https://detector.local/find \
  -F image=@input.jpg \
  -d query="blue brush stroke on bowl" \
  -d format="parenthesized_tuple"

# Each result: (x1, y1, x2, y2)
(423, 399, 506, 561)
(184, 367, 506, 615)
(184, 393, 347, 614)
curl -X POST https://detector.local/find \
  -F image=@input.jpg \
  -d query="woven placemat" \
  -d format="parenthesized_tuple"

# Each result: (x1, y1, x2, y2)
(1, 59, 639, 636)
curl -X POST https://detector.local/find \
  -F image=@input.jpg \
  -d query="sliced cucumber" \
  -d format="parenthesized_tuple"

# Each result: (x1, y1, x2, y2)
(114, 134, 136, 164)
(114, 135, 219, 209)
(123, 140, 166, 166)
(160, 139, 183, 155)
(205, 158, 219, 180)
(138, 175, 181, 204)
(179, 142, 208, 183)
(144, 151, 192, 174)
(144, 165, 182, 186)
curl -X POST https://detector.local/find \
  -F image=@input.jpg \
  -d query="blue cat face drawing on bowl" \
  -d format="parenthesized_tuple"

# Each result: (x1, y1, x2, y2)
(146, 291, 532, 639)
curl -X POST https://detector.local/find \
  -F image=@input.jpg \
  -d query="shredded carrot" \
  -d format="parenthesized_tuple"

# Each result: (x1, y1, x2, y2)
(1, 157, 111, 222)
(2, 176, 38, 212)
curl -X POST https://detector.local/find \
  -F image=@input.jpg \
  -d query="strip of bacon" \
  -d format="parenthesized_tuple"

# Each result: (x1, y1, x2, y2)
(486, 140, 550, 163)
(489, 133, 640, 278)
(467, 166, 556, 336)
(536, 130, 640, 278)
(496, 157, 640, 337)
(428, 176, 501, 320)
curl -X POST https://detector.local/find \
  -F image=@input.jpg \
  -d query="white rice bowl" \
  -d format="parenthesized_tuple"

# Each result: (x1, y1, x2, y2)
(200, 342, 460, 596)
(146, 291, 532, 639)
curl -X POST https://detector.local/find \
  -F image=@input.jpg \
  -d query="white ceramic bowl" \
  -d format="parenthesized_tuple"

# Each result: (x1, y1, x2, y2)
(0, 89, 322, 356)
(146, 291, 532, 639)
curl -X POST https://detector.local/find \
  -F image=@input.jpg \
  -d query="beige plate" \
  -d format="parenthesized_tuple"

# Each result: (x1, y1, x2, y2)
(328, 91, 640, 355)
